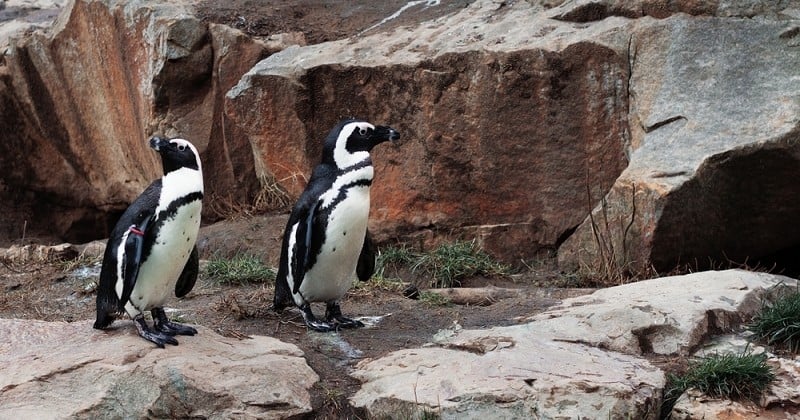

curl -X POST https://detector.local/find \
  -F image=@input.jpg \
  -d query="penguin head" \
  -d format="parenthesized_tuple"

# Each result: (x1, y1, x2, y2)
(149, 137, 202, 175)
(322, 119, 401, 169)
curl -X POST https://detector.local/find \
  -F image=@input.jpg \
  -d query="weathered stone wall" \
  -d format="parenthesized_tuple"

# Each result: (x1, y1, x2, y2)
(0, 0, 798, 272)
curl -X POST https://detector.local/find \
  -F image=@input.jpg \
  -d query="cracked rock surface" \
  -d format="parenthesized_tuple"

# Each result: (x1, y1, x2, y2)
(350, 270, 799, 419)
(0, 319, 318, 419)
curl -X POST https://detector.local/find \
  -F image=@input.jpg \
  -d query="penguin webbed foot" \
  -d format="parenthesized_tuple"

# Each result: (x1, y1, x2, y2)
(325, 302, 364, 330)
(300, 303, 336, 332)
(134, 315, 178, 348)
(152, 307, 197, 336)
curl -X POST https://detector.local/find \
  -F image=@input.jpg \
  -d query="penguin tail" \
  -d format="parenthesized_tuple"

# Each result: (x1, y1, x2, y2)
(93, 310, 115, 330)
(272, 276, 294, 312)
(94, 292, 119, 329)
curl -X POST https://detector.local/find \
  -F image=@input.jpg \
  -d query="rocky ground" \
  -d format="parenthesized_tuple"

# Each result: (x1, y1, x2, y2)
(0, 214, 596, 418)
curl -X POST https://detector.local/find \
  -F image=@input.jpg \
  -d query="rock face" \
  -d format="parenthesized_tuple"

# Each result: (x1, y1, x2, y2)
(225, 1, 633, 262)
(0, 319, 318, 418)
(557, 6, 800, 274)
(0, 0, 284, 242)
(0, 0, 798, 271)
(350, 270, 799, 418)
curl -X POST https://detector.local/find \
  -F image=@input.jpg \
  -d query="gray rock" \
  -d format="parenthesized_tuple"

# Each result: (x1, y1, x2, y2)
(350, 270, 798, 418)
(527, 269, 795, 355)
(0, 319, 318, 419)
(558, 13, 800, 274)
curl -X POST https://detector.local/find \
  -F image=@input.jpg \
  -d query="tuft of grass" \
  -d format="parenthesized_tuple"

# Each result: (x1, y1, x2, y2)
(374, 245, 415, 280)
(660, 351, 774, 417)
(367, 241, 510, 290)
(747, 291, 800, 353)
(204, 254, 276, 285)
(411, 241, 510, 288)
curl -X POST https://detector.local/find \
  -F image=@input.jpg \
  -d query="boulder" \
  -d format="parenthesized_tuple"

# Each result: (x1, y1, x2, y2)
(526, 269, 793, 355)
(558, 12, 800, 275)
(0, 0, 294, 242)
(0, 318, 318, 418)
(351, 325, 665, 419)
(0, 0, 797, 275)
(350, 270, 798, 418)
(226, 0, 632, 262)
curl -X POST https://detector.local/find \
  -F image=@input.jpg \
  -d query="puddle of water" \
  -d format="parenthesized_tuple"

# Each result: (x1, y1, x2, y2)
(354, 313, 392, 328)
(308, 313, 392, 365)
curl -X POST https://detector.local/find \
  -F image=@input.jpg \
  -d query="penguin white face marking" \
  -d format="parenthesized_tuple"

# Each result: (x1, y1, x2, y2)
(333, 122, 374, 169)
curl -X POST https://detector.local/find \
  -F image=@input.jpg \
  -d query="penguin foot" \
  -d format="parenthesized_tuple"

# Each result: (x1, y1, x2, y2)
(152, 308, 197, 336)
(332, 316, 365, 329)
(325, 302, 365, 329)
(300, 303, 335, 332)
(134, 315, 178, 348)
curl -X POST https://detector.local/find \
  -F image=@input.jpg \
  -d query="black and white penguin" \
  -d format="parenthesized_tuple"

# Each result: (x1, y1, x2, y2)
(94, 136, 204, 348)
(273, 118, 400, 332)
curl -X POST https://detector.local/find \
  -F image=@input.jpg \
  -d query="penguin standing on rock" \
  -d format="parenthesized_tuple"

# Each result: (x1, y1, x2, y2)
(273, 118, 400, 332)
(94, 136, 204, 348)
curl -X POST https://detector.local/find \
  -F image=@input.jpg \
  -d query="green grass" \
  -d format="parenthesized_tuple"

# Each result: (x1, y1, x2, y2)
(204, 254, 276, 285)
(747, 291, 800, 353)
(378, 241, 510, 288)
(660, 351, 774, 418)
(373, 245, 415, 280)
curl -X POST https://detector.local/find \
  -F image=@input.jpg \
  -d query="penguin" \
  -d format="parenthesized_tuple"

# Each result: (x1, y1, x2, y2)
(94, 136, 204, 348)
(273, 118, 400, 332)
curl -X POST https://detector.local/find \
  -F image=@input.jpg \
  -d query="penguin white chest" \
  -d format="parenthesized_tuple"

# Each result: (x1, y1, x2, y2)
(128, 200, 202, 312)
(300, 184, 370, 303)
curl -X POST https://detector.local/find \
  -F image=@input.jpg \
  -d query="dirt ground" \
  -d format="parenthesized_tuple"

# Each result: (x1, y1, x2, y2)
(0, 213, 595, 418)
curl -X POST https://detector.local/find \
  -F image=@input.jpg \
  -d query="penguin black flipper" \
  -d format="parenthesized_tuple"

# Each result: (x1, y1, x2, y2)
(119, 210, 155, 312)
(356, 229, 376, 282)
(175, 246, 199, 298)
(273, 165, 333, 312)
(292, 199, 321, 294)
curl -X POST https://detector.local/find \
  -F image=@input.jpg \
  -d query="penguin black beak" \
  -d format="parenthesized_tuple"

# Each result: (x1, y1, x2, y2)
(372, 126, 401, 144)
(149, 136, 170, 152)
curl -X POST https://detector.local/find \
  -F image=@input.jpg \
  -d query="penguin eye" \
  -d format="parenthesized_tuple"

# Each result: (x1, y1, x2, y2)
(177, 144, 186, 151)
(358, 128, 368, 136)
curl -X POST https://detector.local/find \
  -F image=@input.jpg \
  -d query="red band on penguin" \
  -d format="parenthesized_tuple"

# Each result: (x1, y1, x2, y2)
(129, 226, 145, 236)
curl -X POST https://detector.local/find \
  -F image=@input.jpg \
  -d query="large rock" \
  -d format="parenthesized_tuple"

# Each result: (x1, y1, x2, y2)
(226, 0, 632, 262)
(558, 12, 800, 275)
(351, 326, 665, 419)
(526, 269, 792, 355)
(0, 318, 318, 418)
(0, 0, 289, 242)
(0, 0, 797, 275)
(350, 270, 798, 418)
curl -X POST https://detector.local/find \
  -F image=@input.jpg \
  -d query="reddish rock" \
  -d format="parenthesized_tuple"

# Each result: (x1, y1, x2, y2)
(0, 1, 298, 241)
(227, 34, 630, 263)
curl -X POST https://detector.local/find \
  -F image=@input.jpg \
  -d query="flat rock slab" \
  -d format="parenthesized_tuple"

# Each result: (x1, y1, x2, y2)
(351, 327, 665, 419)
(350, 270, 798, 419)
(527, 269, 795, 355)
(0, 319, 318, 419)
